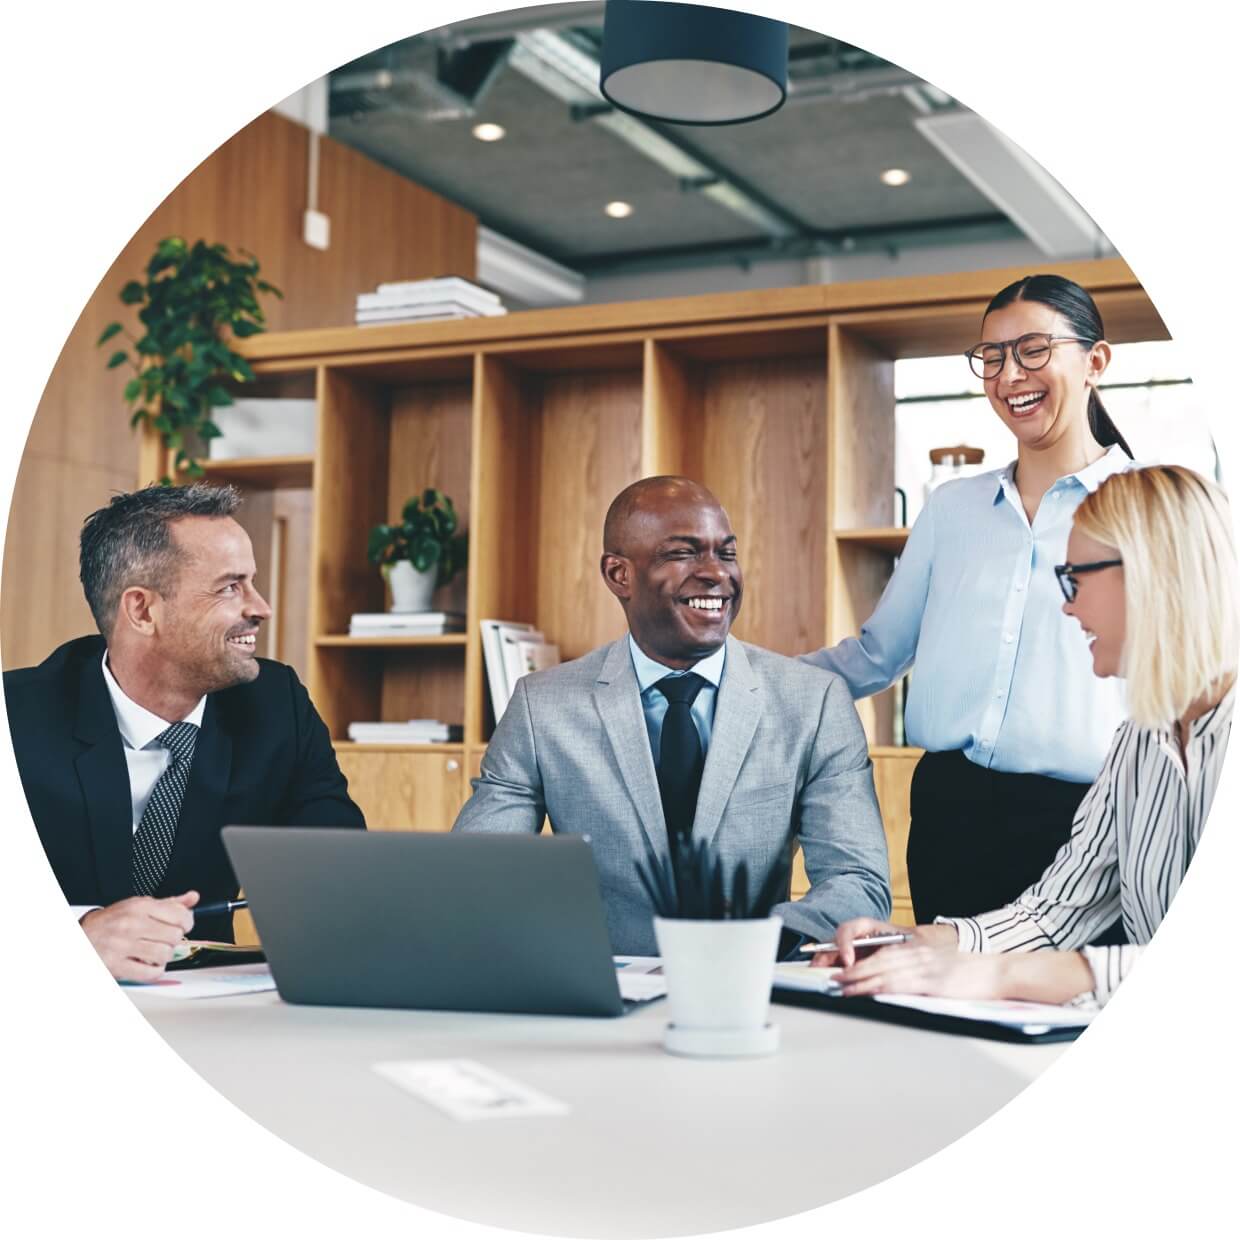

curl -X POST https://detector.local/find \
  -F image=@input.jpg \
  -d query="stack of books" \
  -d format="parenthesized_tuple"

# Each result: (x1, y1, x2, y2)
(481, 618, 561, 724)
(349, 611, 465, 637)
(355, 277, 507, 325)
(346, 721, 464, 745)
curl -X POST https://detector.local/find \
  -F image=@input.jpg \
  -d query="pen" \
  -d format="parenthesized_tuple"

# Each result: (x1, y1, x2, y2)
(798, 932, 912, 954)
(192, 899, 249, 918)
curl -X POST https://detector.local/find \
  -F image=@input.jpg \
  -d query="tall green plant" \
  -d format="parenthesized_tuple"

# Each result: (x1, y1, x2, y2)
(98, 236, 282, 481)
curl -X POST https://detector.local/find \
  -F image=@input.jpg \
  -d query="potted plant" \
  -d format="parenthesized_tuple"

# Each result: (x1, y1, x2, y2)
(637, 837, 786, 1057)
(367, 489, 468, 613)
(98, 236, 282, 481)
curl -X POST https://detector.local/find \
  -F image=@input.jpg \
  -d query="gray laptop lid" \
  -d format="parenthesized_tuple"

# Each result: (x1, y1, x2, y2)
(222, 827, 624, 1017)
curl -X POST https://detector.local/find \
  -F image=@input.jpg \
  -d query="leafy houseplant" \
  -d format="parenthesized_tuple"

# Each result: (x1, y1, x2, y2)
(368, 490, 468, 611)
(98, 236, 282, 481)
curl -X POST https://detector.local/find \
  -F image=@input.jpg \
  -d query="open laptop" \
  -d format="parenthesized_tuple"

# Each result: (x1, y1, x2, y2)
(221, 827, 626, 1017)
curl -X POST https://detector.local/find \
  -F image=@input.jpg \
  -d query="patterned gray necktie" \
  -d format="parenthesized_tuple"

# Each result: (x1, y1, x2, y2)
(131, 722, 199, 897)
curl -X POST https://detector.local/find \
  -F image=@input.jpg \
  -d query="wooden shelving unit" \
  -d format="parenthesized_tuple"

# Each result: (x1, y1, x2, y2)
(146, 258, 1167, 923)
(201, 454, 314, 490)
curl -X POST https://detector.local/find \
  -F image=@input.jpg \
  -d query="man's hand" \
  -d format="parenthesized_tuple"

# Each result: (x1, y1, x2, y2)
(79, 892, 199, 982)
(809, 917, 958, 968)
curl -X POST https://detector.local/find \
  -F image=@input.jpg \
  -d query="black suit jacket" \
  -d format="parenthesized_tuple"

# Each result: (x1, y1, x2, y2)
(4, 635, 365, 940)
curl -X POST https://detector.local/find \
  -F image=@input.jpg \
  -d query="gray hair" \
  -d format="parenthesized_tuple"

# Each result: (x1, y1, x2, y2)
(79, 482, 242, 637)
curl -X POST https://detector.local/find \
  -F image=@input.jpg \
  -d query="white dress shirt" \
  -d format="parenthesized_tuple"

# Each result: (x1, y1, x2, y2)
(71, 654, 206, 918)
(803, 445, 1136, 782)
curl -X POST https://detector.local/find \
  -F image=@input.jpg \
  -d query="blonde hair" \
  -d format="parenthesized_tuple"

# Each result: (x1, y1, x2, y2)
(1074, 465, 1239, 727)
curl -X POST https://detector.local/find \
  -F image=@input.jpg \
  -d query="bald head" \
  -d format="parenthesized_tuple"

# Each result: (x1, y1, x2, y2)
(603, 477, 725, 557)
(600, 476, 743, 668)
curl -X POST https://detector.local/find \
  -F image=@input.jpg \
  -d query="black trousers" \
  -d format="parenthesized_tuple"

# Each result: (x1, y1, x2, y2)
(906, 749, 1126, 945)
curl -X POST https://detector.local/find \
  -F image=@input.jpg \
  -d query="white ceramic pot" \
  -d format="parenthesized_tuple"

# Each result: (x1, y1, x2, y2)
(384, 560, 437, 613)
(653, 915, 781, 1057)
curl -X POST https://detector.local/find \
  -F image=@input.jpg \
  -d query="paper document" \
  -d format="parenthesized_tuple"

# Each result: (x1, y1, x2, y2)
(874, 993, 1093, 1031)
(772, 962, 842, 994)
(122, 968, 277, 999)
(613, 956, 667, 1002)
(374, 1059, 569, 1121)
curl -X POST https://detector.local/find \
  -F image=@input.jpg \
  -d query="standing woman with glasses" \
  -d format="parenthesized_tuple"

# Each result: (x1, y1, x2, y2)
(804, 274, 1137, 927)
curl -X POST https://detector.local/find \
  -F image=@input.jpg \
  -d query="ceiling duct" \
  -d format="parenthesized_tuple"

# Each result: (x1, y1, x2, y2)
(914, 111, 1112, 258)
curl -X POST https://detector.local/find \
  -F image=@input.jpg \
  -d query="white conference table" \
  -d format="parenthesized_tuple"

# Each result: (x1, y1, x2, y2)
(131, 971, 1067, 1239)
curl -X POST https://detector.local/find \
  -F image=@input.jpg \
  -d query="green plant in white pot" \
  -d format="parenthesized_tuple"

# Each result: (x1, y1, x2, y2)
(367, 489, 468, 613)
(637, 837, 786, 1058)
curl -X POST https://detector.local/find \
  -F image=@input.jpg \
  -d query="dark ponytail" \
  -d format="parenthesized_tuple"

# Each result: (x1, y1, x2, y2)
(986, 274, 1134, 459)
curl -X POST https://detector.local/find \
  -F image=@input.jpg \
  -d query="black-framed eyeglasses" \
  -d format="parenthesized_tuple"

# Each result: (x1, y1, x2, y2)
(1054, 559, 1123, 603)
(965, 332, 1095, 380)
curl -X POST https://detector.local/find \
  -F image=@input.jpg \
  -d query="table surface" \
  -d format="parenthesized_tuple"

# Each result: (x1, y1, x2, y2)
(131, 970, 1067, 1238)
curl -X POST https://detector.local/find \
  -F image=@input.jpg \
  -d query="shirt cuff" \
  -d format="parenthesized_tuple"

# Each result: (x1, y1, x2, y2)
(936, 915, 984, 952)
(1079, 944, 1142, 1007)
(71, 905, 101, 922)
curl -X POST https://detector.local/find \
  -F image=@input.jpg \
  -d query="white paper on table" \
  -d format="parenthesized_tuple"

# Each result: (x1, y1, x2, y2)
(121, 968, 277, 1000)
(772, 961, 843, 994)
(874, 993, 1093, 1030)
(374, 1059, 570, 1121)
(613, 956, 667, 1002)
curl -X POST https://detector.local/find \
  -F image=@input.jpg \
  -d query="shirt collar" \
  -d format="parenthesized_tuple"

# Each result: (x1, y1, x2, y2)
(1190, 681, 1235, 742)
(994, 443, 1131, 505)
(101, 650, 207, 750)
(627, 633, 726, 695)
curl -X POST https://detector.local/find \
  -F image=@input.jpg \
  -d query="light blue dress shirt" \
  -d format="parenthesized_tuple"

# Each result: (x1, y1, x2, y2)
(628, 634, 726, 767)
(804, 446, 1135, 784)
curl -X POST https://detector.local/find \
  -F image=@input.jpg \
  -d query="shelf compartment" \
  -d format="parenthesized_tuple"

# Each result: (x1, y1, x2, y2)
(332, 741, 464, 754)
(316, 634, 468, 648)
(834, 527, 909, 555)
(201, 454, 314, 490)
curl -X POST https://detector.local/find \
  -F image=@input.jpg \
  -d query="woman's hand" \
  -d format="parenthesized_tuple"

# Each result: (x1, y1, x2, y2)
(809, 918, 958, 968)
(834, 942, 1006, 999)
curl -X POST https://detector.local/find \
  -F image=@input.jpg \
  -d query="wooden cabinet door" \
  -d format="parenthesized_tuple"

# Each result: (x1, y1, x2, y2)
(335, 750, 466, 832)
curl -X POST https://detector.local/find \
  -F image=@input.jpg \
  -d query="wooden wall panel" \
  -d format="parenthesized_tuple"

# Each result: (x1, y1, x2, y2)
(535, 370, 643, 661)
(3, 108, 475, 670)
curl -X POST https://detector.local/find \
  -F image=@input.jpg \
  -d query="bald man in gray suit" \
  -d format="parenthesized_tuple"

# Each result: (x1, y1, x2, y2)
(453, 477, 890, 957)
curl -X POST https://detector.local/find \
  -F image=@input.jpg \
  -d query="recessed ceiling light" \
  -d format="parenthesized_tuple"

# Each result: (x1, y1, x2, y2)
(881, 168, 911, 187)
(472, 122, 506, 142)
(605, 200, 634, 218)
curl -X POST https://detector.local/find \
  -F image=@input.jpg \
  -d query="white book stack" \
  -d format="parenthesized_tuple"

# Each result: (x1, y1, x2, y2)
(349, 611, 465, 637)
(347, 720, 464, 744)
(480, 618, 561, 724)
(355, 277, 507, 326)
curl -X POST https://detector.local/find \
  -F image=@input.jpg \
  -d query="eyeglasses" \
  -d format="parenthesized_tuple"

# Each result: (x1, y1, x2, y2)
(965, 332, 1095, 380)
(1054, 559, 1123, 603)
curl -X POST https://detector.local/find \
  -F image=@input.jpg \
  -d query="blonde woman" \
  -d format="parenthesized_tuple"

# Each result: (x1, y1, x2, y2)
(818, 465, 1237, 1007)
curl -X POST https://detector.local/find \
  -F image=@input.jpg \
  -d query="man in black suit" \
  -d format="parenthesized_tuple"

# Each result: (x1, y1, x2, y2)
(4, 482, 364, 981)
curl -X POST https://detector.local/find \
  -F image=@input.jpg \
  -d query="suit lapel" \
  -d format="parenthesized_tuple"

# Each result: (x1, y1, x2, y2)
(594, 639, 668, 860)
(694, 636, 761, 846)
(161, 694, 232, 895)
(73, 656, 137, 905)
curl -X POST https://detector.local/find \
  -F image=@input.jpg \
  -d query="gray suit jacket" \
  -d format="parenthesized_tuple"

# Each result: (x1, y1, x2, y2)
(453, 635, 891, 954)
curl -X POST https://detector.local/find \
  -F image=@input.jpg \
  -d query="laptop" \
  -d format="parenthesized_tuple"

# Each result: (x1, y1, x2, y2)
(221, 827, 625, 1017)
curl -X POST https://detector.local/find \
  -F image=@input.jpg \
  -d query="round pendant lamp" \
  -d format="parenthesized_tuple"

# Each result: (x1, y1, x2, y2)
(600, 0, 789, 126)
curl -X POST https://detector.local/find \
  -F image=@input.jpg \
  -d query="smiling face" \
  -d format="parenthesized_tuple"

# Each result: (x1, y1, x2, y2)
(1062, 525, 1127, 678)
(153, 516, 272, 695)
(601, 480, 743, 669)
(979, 299, 1109, 452)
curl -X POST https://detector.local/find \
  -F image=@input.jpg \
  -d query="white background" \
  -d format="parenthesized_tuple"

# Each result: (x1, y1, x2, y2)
(2, 3, 1235, 1238)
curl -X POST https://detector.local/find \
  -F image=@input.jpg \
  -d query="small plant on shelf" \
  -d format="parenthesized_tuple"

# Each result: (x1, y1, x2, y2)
(368, 489, 468, 612)
(98, 236, 282, 481)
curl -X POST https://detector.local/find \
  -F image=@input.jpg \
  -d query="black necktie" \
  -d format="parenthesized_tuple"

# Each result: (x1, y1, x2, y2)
(654, 673, 708, 852)
(131, 722, 199, 896)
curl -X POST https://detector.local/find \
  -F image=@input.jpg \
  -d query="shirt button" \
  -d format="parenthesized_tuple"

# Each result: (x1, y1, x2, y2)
(1004, 634, 1014, 643)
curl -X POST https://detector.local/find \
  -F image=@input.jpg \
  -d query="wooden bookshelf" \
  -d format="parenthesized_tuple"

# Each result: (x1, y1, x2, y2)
(147, 258, 1167, 911)
(201, 454, 314, 490)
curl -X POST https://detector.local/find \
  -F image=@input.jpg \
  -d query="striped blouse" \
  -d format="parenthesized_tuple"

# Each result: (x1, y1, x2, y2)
(941, 685, 1234, 1006)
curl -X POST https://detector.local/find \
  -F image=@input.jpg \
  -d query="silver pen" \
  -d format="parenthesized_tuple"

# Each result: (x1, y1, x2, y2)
(798, 932, 912, 954)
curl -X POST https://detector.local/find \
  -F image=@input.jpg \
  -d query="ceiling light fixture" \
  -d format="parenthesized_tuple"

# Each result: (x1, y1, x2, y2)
(472, 122, 506, 142)
(881, 168, 911, 187)
(599, 0, 788, 126)
(605, 200, 634, 219)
